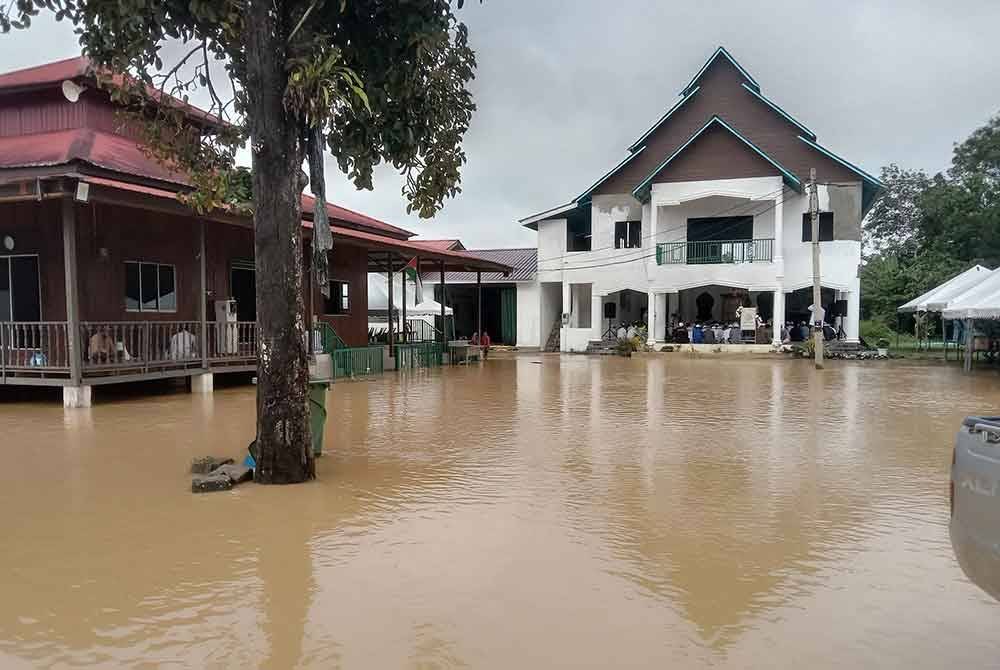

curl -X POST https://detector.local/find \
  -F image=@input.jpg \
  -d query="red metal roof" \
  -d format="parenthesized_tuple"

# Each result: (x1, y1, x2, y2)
(0, 128, 187, 183)
(300, 194, 413, 239)
(0, 56, 90, 90)
(410, 239, 465, 251)
(0, 56, 223, 127)
(77, 175, 509, 273)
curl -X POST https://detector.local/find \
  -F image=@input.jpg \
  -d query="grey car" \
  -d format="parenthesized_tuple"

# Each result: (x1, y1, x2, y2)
(950, 416, 1000, 601)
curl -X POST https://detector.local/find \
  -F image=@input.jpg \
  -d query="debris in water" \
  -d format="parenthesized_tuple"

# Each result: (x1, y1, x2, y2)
(191, 473, 233, 493)
(190, 456, 235, 475)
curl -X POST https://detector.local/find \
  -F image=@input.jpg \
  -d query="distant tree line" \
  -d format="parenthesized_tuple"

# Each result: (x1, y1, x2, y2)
(862, 112, 1000, 332)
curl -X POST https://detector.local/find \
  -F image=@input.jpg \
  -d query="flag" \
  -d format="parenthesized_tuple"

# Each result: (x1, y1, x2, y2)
(404, 257, 423, 303)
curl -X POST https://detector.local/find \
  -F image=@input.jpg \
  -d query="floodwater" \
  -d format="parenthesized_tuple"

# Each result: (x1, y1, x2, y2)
(0, 355, 998, 668)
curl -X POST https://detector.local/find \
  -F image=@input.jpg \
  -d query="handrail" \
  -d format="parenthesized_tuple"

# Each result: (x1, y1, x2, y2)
(332, 345, 384, 379)
(317, 321, 347, 353)
(393, 341, 444, 369)
(656, 238, 774, 265)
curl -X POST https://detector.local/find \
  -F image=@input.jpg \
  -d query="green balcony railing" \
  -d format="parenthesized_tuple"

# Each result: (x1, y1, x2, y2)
(656, 238, 774, 265)
(393, 342, 444, 369)
(332, 345, 384, 379)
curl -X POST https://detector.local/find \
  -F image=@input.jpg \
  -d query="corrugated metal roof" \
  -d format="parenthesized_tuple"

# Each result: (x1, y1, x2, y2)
(410, 239, 465, 251)
(301, 194, 414, 239)
(0, 128, 188, 183)
(422, 247, 536, 282)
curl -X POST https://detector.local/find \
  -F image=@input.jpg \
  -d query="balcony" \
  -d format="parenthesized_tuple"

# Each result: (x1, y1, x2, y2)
(656, 238, 774, 265)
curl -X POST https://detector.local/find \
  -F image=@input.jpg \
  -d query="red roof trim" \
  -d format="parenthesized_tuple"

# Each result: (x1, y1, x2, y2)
(300, 193, 414, 239)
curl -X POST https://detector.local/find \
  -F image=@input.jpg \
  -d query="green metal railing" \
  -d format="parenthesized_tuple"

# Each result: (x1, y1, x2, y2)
(317, 321, 347, 353)
(393, 342, 444, 369)
(656, 238, 774, 265)
(332, 346, 384, 379)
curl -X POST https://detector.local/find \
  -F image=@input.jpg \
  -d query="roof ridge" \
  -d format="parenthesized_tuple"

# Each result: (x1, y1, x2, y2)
(0, 55, 88, 79)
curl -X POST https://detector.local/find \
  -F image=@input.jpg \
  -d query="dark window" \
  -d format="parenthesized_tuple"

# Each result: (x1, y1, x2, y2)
(125, 261, 177, 312)
(801, 212, 834, 241)
(324, 280, 350, 314)
(687, 216, 754, 242)
(615, 221, 642, 249)
(0, 256, 41, 322)
(566, 214, 592, 252)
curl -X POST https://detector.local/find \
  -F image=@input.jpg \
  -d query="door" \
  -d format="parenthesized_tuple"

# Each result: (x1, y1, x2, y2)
(0, 255, 41, 322)
(230, 262, 256, 322)
(500, 286, 517, 345)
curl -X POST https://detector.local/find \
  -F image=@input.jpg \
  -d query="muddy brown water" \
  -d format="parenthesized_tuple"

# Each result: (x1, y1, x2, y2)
(1, 355, 998, 668)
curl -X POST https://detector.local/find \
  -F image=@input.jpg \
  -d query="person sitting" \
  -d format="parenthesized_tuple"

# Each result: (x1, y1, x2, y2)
(616, 324, 627, 340)
(470, 331, 480, 346)
(169, 328, 197, 360)
(88, 326, 115, 364)
(703, 325, 716, 344)
(798, 322, 810, 342)
(626, 323, 637, 339)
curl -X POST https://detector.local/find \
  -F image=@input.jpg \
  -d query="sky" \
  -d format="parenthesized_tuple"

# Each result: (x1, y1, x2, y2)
(3, 1, 1000, 248)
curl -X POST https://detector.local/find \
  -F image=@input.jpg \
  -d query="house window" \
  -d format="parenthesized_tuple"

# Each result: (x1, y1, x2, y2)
(324, 280, 350, 314)
(566, 216, 592, 252)
(801, 212, 834, 241)
(614, 220, 642, 249)
(125, 261, 176, 312)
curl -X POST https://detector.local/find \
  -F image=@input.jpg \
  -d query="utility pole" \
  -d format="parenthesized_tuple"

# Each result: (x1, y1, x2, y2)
(809, 168, 824, 369)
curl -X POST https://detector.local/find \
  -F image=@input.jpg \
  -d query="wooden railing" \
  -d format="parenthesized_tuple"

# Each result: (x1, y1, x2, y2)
(656, 238, 774, 265)
(206, 321, 258, 364)
(0, 322, 72, 376)
(80, 321, 202, 372)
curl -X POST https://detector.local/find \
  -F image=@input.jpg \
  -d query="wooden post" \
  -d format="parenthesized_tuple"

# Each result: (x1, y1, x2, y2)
(476, 271, 482, 339)
(964, 318, 973, 372)
(440, 260, 447, 346)
(199, 220, 208, 369)
(387, 252, 394, 356)
(62, 198, 82, 385)
(401, 262, 407, 344)
(809, 168, 823, 369)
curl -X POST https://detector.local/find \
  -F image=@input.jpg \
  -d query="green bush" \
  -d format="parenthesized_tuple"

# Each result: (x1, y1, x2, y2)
(860, 319, 894, 343)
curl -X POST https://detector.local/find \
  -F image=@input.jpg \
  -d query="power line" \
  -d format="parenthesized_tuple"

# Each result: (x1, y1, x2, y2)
(542, 191, 794, 274)
(535, 185, 786, 265)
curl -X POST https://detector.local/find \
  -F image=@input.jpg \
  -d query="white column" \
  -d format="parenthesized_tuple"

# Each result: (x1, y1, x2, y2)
(773, 186, 784, 265)
(561, 281, 571, 352)
(591, 292, 603, 341)
(647, 290, 658, 346)
(772, 288, 785, 347)
(191, 372, 214, 393)
(63, 385, 92, 408)
(845, 277, 861, 343)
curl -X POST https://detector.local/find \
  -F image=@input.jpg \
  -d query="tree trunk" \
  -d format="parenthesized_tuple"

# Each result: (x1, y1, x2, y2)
(246, 0, 314, 483)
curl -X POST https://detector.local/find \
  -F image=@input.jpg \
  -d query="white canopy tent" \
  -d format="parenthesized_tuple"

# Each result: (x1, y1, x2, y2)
(897, 265, 993, 313)
(943, 269, 1000, 320)
(366, 273, 452, 315)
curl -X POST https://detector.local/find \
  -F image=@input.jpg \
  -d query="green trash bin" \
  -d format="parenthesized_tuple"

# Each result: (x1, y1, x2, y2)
(308, 381, 329, 457)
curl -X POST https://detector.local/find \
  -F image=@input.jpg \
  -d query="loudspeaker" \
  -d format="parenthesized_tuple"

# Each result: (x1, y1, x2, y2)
(604, 303, 617, 319)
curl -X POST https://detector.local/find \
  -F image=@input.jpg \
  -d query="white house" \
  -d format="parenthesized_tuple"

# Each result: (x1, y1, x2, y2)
(520, 47, 884, 352)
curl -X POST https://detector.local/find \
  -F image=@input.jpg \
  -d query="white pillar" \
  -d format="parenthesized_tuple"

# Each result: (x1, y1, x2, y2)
(647, 290, 658, 346)
(649, 201, 659, 267)
(772, 288, 785, 346)
(655, 293, 668, 341)
(591, 292, 603, 341)
(561, 281, 571, 352)
(191, 372, 214, 393)
(845, 277, 861, 343)
(666, 291, 678, 329)
(63, 385, 92, 408)
(773, 187, 784, 265)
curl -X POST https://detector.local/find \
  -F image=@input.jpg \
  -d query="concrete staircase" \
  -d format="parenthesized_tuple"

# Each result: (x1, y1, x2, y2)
(825, 340, 867, 356)
(585, 339, 619, 355)
(543, 321, 561, 352)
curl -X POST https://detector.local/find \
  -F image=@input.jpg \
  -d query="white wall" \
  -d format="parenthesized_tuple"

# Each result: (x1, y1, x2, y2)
(516, 281, 540, 348)
(539, 282, 562, 349)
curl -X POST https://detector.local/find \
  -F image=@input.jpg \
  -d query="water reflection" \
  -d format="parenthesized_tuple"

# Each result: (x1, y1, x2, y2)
(0, 356, 998, 668)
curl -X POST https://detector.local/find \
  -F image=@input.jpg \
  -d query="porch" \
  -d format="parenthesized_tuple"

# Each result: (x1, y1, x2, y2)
(0, 320, 257, 386)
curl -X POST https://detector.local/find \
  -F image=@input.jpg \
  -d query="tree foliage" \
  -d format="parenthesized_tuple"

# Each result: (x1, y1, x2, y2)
(861, 113, 1000, 328)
